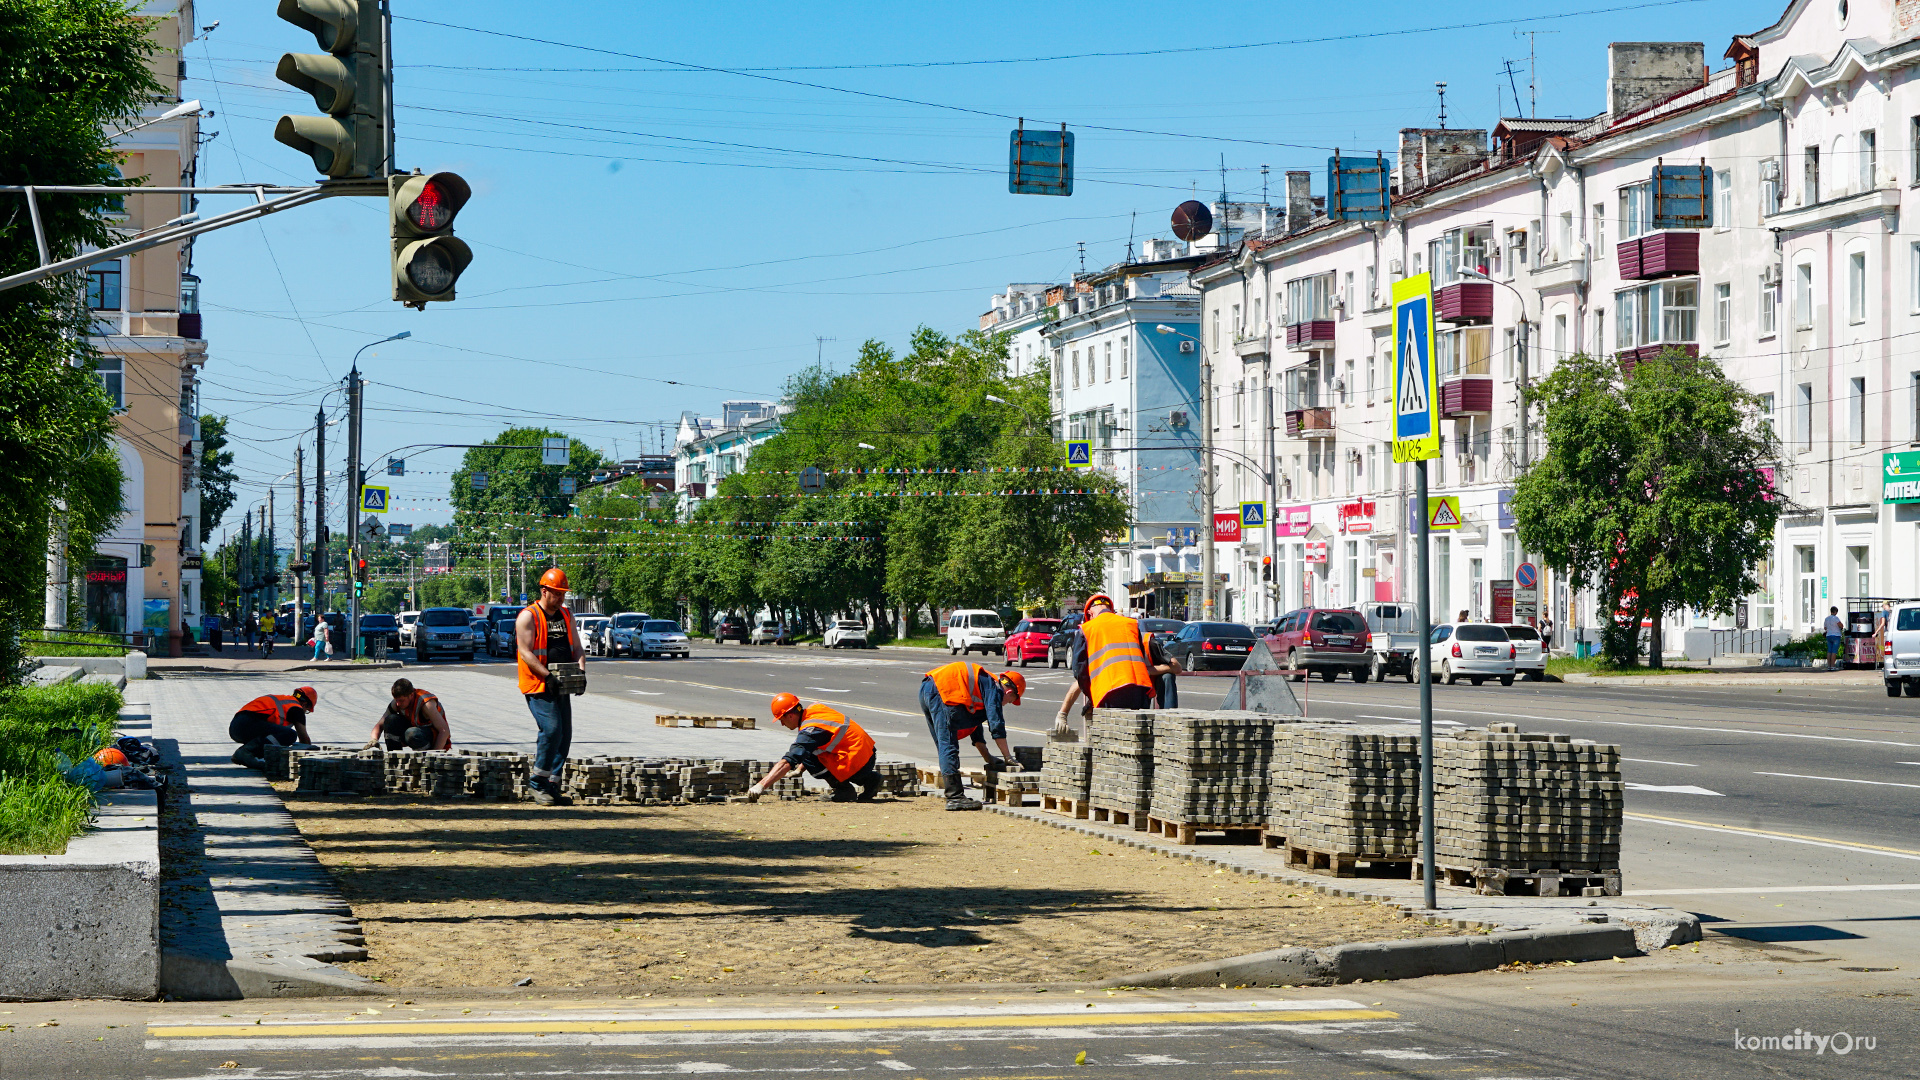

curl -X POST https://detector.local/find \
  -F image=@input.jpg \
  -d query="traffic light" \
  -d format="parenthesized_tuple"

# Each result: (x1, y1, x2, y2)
(1262, 555, 1273, 582)
(273, 0, 386, 179)
(389, 171, 472, 307)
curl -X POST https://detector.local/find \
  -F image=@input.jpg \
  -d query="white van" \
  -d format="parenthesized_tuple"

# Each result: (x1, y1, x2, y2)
(946, 610, 1006, 656)
(1883, 603, 1920, 696)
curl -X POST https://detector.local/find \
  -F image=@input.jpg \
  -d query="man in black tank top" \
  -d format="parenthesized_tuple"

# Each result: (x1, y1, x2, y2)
(516, 568, 583, 805)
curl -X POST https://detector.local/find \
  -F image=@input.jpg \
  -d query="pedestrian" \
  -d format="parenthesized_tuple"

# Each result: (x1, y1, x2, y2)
(244, 611, 257, 651)
(516, 567, 583, 805)
(228, 686, 317, 771)
(259, 610, 276, 659)
(1541, 616, 1555, 653)
(1824, 606, 1845, 669)
(363, 678, 453, 751)
(746, 693, 882, 803)
(1054, 593, 1161, 738)
(919, 661, 1025, 811)
(209, 614, 223, 653)
(1457, 609, 1470, 624)
(308, 627, 329, 662)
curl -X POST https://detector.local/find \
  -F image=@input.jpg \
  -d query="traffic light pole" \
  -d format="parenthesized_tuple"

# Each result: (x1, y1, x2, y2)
(346, 368, 362, 656)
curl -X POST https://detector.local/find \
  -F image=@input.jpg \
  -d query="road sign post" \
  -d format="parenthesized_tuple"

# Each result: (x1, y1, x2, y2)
(1393, 272, 1441, 913)
(1514, 561, 1540, 622)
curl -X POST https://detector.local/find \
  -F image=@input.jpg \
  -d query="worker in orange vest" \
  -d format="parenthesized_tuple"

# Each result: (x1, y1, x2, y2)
(747, 693, 882, 803)
(920, 661, 1025, 811)
(1054, 593, 1175, 737)
(516, 567, 584, 805)
(228, 686, 318, 770)
(363, 678, 453, 751)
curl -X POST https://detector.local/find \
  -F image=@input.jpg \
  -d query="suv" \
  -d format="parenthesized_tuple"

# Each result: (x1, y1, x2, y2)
(946, 610, 1005, 656)
(397, 610, 422, 648)
(1885, 604, 1920, 696)
(358, 613, 401, 652)
(606, 612, 650, 656)
(635, 619, 691, 658)
(1429, 623, 1517, 686)
(414, 607, 477, 662)
(1265, 607, 1374, 682)
(1047, 612, 1085, 668)
(713, 615, 750, 644)
(824, 619, 868, 649)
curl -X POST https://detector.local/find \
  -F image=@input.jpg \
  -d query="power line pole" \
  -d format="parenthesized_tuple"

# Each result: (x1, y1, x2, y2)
(266, 487, 276, 615)
(1200, 338, 1216, 621)
(293, 444, 306, 638)
(346, 368, 363, 655)
(313, 408, 327, 616)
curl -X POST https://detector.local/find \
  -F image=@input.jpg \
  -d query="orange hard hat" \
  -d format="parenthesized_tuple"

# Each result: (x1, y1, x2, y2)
(93, 747, 129, 768)
(539, 567, 570, 592)
(293, 686, 319, 710)
(1083, 593, 1116, 616)
(769, 692, 802, 720)
(997, 670, 1026, 705)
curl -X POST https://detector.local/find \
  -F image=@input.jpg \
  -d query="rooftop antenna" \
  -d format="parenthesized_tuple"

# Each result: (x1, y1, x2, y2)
(1436, 81, 1449, 129)
(1515, 30, 1558, 116)
(1219, 154, 1230, 249)
(1077, 241, 1086, 273)
(816, 335, 836, 368)
(1500, 60, 1522, 118)
(1125, 211, 1137, 263)
(1260, 164, 1271, 234)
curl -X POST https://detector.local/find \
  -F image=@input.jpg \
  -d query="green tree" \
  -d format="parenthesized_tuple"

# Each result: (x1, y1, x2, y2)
(0, 0, 159, 679)
(1511, 349, 1780, 667)
(196, 414, 238, 544)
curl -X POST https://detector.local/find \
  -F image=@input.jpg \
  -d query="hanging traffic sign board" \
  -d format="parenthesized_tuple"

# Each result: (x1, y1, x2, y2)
(798, 466, 825, 493)
(1392, 272, 1440, 463)
(1427, 495, 1462, 530)
(1065, 440, 1092, 468)
(359, 485, 389, 513)
(1009, 122, 1073, 196)
(541, 438, 570, 467)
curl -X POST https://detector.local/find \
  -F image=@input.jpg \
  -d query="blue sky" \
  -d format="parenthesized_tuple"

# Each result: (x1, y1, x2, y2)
(188, 0, 1768, 542)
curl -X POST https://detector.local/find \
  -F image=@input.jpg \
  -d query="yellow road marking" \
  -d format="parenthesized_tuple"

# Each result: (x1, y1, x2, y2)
(1626, 812, 1920, 857)
(149, 1009, 1395, 1038)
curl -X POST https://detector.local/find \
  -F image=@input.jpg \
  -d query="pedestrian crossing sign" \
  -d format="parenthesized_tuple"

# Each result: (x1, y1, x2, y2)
(1427, 495, 1462, 530)
(1239, 501, 1266, 529)
(359, 485, 390, 513)
(1065, 440, 1093, 468)
(1392, 272, 1440, 463)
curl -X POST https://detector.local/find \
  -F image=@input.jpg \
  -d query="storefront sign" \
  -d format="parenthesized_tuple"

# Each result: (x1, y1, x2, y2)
(1213, 511, 1242, 544)
(181, 555, 203, 571)
(1275, 504, 1313, 537)
(1491, 580, 1514, 624)
(1337, 498, 1376, 534)
(1884, 451, 1920, 502)
(1305, 539, 1329, 563)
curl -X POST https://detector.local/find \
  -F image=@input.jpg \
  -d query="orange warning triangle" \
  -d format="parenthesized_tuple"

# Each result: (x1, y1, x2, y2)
(1429, 499, 1460, 528)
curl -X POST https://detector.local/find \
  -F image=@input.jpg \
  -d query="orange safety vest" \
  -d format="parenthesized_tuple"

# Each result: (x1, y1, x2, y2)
(239, 694, 303, 727)
(1082, 612, 1154, 703)
(798, 704, 875, 782)
(393, 689, 450, 747)
(925, 661, 987, 711)
(516, 604, 580, 695)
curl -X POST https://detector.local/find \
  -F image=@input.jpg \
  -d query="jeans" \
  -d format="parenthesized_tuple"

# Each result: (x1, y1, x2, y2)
(1827, 634, 1843, 658)
(919, 678, 972, 787)
(525, 693, 573, 778)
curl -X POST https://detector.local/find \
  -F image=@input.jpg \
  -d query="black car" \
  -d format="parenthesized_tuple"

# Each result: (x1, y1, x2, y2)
(358, 613, 401, 651)
(1140, 617, 1186, 651)
(1165, 621, 1259, 671)
(713, 615, 750, 644)
(1046, 612, 1085, 668)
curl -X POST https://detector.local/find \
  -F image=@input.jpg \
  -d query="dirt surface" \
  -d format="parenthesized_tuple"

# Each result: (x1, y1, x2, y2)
(278, 792, 1457, 991)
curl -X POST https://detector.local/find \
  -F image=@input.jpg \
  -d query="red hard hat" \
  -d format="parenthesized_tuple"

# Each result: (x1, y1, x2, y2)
(770, 692, 802, 720)
(293, 686, 319, 710)
(539, 567, 570, 592)
(1083, 593, 1116, 616)
(998, 670, 1026, 705)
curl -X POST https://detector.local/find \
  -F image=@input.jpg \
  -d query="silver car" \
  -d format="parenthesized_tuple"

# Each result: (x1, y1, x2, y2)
(636, 619, 691, 658)
(577, 615, 612, 657)
(1427, 623, 1517, 686)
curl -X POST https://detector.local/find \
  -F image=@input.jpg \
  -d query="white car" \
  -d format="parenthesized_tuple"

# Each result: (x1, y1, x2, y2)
(824, 620, 868, 649)
(1884, 603, 1920, 696)
(606, 611, 651, 656)
(577, 615, 611, 657)
(750, 620, 787, 645)
(946, 609, 1005, 656)
(1500, 623, 1546, 680)
(1428, 623, 1517, 686)
(635, 619, 691, 658)
(397, 610, 421, 648)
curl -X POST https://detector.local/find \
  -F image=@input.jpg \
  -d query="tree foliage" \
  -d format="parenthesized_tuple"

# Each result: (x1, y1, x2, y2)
(196, 414, 238, 544)
(1510, 349, 1779, 667)
(0, 0, 161, 679)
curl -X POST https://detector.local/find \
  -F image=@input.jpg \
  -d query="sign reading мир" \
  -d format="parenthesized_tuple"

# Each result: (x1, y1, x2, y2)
(1885, 451, 1920, 502)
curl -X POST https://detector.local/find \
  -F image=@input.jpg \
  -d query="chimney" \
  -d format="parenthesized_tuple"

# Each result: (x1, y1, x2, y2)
(1285, 170, 1313, 232)
(1608, 42, 1706, 117)
(1395, 128, 1489, 194)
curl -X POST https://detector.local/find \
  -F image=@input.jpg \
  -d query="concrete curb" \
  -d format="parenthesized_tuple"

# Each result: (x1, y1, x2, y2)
(150, 659, 406, 674)
(160, 949, 381, 1000)
(1561, 670, 1877, 687)
(1104, 924, 1640, 987)
(0, 791, 160, 1001)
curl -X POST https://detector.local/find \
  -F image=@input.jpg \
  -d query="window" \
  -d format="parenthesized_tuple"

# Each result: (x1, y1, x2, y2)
(1104, 341, 1112, 383)
(1053, 350, 1063, 390)
(1429, 225, 1494, 287)
(1557, 211, 1573, 261)
(1762, 162, 1781, 216)
(1343, 359, 1354, 404)
(1365, 265, 1377, 306)
(1233, 380, 1243, 425)
(1554, 312, 1568, 358)
(1505, 229, 1527, 275)
(1860, 131, 1878, 190)
(1796, 382, 1814, 452)
(1850, 376, 1866, 446)
(92, 358, 123, 409)
(1211, 309, 1220, 350)
(1912, 373, 1920, 441)
(1848, 251, 1867, 323)
(1714, 169, 1732, 229)
(1796, 545, 1817, 627)
(1714, 283, 1732, 344)
(1366, 444, 1377, 493)
(1285, 274, 1334, 322)
(1252, 297, 1263, 329)
(1761, 278, 1778, 336)
(1757, 392, 1774, 442)
(1502, 532, 1517, 579)
(1469, 558, 1484, 620)
(1613, 280, 1698, 350)
(1850, 546, 1871, 600)
(1618, 181, 1652, 239)
(1343, 272, 1354, 314)
(1592, 203, 1607, 256)
(1231, 303, 1241, 338)
(1071, 350, 1080, 388)
(1805, 145, 1821, 204)
(85, 261, 121, 311)
(1120, 337, 1129, 378)
(1435, 536, 1451, 620)
(1794, 261, 1815, 328)
(1912, 117, 1920, 185)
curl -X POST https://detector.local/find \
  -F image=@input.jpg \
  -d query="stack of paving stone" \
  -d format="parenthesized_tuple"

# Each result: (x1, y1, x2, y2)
(1278, 724, 1424, 859)
(1087, 709, 1154, 825)
(271, 744, 353, 784)
(469, 754, 527, 800)
(678, 759, 752, 802)
(1147, 709, 1273, 826)
(1011, 745, 1044, 772)
(425, 755, 469, 798)
(292, 751, 387, 796)
(874, 760, 923, 797)
(1432, 724, 1623, 871)
(1041, 739, 1093, 804)
(561, 757, 626, 803)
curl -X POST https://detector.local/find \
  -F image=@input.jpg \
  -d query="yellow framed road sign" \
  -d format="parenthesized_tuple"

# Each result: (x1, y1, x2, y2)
(1392, 273, 1440, 462)
(1427, 495, 1462, 530)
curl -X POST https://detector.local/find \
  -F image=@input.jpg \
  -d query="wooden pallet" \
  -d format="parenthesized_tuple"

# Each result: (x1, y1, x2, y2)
(1261, 829, 1287, 851)
(1089, 804, 1149, 830)
(1286, 843, 1418, 879)
(1448, 865, 1622, 897)
(992, 785, 1040, 807)
(654, 714, 755, 729)
(916, 767, 948, 789)
(1041, 793, 1090, 819)
(1144, 816, 1264, 846)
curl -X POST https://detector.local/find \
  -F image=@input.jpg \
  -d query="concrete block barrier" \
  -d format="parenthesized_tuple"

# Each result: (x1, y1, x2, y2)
(0, 791, 160, 1001)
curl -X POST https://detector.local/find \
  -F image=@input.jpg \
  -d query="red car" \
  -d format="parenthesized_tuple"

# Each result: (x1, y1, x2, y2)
(1003, 618, 1063, 667)
(1263, 607, 1374, 682)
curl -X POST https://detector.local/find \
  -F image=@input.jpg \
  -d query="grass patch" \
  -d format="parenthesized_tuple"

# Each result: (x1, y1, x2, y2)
(23, 631, 130, 657)
(883, 636, 949, 650)
(1547, 656, 1715, 677)
(0, 682, 125, 855)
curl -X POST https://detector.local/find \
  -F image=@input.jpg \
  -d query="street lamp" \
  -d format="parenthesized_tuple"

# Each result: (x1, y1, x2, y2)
(1154, 324, 1220, 621)
(1459, 266, 1533, 561)
(346, 331, 412, 655)
(107, 99, 203, 139)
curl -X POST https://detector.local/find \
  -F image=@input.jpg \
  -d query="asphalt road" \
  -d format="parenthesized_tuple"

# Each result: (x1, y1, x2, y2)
(424, 641, 1920, 972)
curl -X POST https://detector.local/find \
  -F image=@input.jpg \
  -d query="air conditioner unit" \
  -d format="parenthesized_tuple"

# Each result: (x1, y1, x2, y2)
(1760, 158, 1780, 180)
(1169, 410, 1190, 429)
(1331, 377, 1346, 393)
(1178, 340, 1196, 353)
(1761, 263, 1782, 285)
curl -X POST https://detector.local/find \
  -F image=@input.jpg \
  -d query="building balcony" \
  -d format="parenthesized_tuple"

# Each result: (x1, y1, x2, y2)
(1285, 320, 1335, 350)
(1439, 375, 1493, 418)
(1285, 407, 1335, 439)
(1530, 257, 1587, 293)
(1434, 281, 1493, 324)
(1233, 332, 1269, 358)
(1615, 342, 1697, 376)
(1616, 231, 1699, 280)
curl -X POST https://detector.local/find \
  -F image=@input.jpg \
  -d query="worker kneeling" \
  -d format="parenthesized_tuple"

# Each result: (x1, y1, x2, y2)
(364, 678, 453, 752)
(920, 662, 1024, 812)
(747, 693, 881, 803)
(229, 686, 317, 771)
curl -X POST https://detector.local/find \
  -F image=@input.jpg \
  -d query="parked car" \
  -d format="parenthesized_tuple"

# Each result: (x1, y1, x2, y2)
(1264, 607, 1374, 682)
(1047, 612, 1085, 668)
(1500, 623, 1547, 680)
(946, 609, 1006, 656)
(468, 616, 488, 641)
(1357, 602, 1421, 683)
(1885, 603, 1920, 696)
(713, 615, 751, 644)
(750, 620, 787, 645)
(1140, 617, 1186, 652)
(413, 606, 477, 662)
(358, 612, 401, 652)
(1429, 623, 1517, 685)
(483, 610, 520, 657)
(1003, 617, 1063, 667)
(825, 620, 869, 649)
(397, 610, 422, 648)
(606, 612, 650, 656)
(635, 619, 691, 658)
(576, 614, 611, 656)
(1165, 621, 1259, 671)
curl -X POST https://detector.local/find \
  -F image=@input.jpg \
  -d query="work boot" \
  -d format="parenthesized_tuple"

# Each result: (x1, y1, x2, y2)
(943, 772, 981, 811)
(230, 742, 267, 771)
(945, 795, 983, 811)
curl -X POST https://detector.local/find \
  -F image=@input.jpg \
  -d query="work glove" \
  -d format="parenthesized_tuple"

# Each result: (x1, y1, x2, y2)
(1051, 716, 1074, 740)
(745, 782, 766, 803)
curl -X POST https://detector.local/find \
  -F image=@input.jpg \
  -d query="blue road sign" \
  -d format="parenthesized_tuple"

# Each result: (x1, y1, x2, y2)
(1240, 501, 1267, 528)
(1392, 273, 1439, 462)
(1515, 562, 1538, 590)
(359, 485, 389, 513)
(1009, 124, 1073, 196)
(1065, 440, 1093, 468)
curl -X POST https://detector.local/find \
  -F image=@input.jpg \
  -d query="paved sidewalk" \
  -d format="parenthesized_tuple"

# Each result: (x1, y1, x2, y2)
(1560, 668, 1881, 687)
(150, 656, 403, 675)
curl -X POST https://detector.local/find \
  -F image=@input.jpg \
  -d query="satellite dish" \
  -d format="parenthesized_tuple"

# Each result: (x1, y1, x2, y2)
(1171, 200, 1214, 242)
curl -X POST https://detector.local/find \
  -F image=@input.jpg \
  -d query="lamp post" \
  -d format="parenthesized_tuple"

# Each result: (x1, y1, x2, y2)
(346, 331, 410, 655)
(1157, 324, 1216, 620)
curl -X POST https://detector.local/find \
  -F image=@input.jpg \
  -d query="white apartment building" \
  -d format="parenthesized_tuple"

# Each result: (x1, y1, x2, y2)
(981, 284, 1058, 379)
(1194, 0, 1920, 647)
(673, 400, 782, 510)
